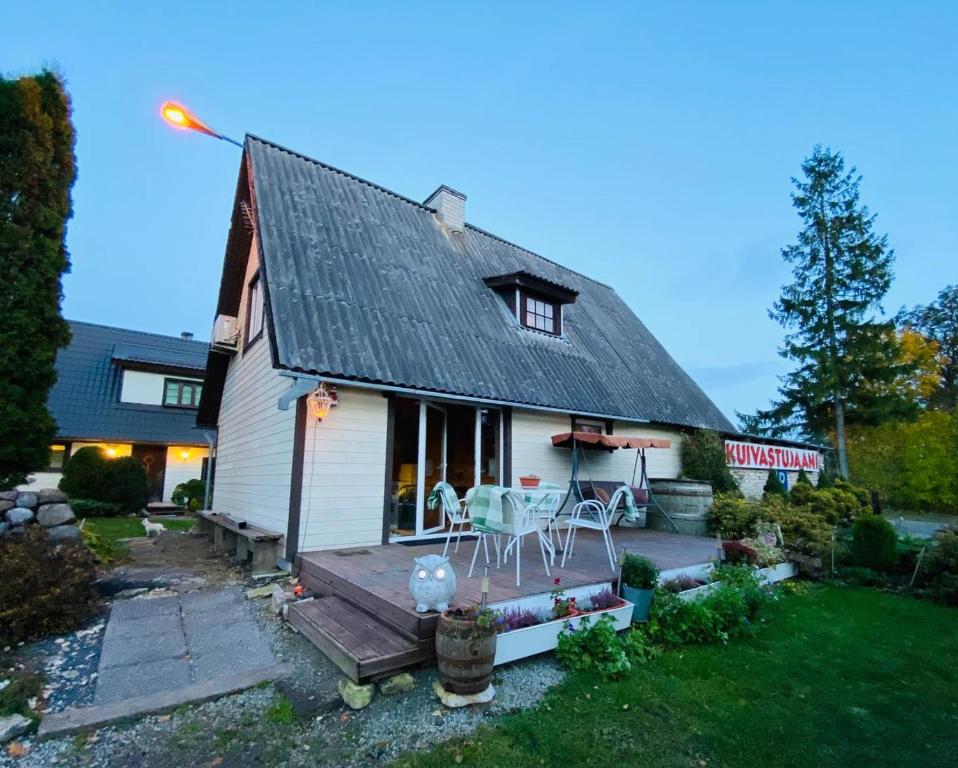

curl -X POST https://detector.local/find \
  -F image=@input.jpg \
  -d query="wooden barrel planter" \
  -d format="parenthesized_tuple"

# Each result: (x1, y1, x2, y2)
(648, 478, 713, 536)
(436, 608, 497, 694)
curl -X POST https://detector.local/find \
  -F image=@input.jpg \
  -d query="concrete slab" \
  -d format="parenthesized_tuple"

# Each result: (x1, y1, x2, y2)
(181, 603, 251, 632)
(187, 618, 264, 655)
(191, 645, 277, 682)
(99, 631, 187, 669)
(103, 612, 181, 641)
(180, 587, 243, 613)
(39, 664, 293, 739)
(108, 595, 180, 620)
(94, 657, 192, 705)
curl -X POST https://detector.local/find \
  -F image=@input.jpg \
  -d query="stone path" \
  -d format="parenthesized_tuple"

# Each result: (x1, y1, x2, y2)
(94, 587, 276, 705)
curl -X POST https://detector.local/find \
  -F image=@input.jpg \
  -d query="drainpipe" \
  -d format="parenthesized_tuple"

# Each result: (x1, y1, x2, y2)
(203, 430, 217, 511)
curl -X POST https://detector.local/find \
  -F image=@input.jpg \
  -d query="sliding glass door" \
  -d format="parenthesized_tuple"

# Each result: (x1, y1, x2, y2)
(388, 398, 502, 541)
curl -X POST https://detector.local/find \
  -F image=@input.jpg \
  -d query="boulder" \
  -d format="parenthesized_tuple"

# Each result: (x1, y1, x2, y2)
(37, 488, 68, 504)
(14, 492, 37, 510)
(379, 672, 415, 696)
(46, 524, 83, 543)
(432, 680, 495, 708)
(338, 678, 375, 710)
(0, 500, 13, 514)
(0, 522, 8, 536)
(5, 508, 34, 526)
(0, 490, 17, 502)
(36, 503, 76, 527)
(0, 713, 32, 744)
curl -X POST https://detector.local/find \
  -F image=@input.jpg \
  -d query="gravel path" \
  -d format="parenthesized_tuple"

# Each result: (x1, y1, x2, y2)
(5, 598, 565, 768)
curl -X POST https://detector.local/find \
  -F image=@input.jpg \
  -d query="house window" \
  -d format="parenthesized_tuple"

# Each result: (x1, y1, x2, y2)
(164, 378, 203, 408)
(573, 418, 605, 434)
(522, 294, 559, 335)
(246, 272, 264, 345)
(48, 443, 69, 471)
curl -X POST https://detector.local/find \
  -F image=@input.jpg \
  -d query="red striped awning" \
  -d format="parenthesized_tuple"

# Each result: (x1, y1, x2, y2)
(550, 431, 672, 450)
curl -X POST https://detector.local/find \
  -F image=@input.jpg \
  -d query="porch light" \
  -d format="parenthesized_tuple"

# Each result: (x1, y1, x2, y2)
(307, 383, 337, 421)
(179, 449, 191, 461)
(104, 445, 117, 458)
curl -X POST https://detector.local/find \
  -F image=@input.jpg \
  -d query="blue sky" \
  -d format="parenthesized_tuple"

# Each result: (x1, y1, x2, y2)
(4, 2, 956, 422)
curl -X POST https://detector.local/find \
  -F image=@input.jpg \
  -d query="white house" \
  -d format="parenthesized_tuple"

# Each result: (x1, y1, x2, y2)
(22, 321, 212, 503)
(197, 136, 818, 565)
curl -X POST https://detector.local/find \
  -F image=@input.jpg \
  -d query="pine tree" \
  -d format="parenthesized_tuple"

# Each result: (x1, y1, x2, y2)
(0, 71, 75, 487)
(764, 146, 906, 479)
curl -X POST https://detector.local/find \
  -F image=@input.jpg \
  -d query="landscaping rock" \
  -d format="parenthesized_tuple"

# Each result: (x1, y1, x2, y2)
(271, 588, 292, 615)
(379, 672, 415, 695)
(0, 522, 8, 536)
(432, 680, 495, 708)
(46, 524, 83, 543)
(0, 500, 13, 514)
(14, 492, 37, 510)
(36, 503, 76, 527)
(245, 584, 279, 600)
(5, 507, 34, 526)
(338, 678, 375, 710)
(0, 713, 31, 744)
(37, 488, 68, 504)
(0, 490, 17, 502)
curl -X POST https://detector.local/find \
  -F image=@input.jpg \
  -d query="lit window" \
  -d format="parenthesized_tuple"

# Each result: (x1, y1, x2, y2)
(521, 294, 558, 335)
(164, 379, 203, 408)
(48, 444, 68, 470)
(246, 273, 264, 344)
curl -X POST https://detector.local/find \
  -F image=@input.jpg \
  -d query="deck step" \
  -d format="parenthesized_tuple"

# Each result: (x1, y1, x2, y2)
(288, 596, 434, 683)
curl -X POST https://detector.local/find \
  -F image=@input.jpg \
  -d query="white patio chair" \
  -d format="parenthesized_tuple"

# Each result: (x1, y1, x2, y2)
(501, 491, 553, 587)
(560, 487, 626, 572)
(439, 489, 470, 558)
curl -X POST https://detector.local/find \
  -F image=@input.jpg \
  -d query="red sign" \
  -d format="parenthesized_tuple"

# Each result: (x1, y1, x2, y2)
(724, 440, 822, 472)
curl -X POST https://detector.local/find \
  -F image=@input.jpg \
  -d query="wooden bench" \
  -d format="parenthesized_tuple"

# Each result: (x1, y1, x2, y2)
(195, 510, 282, 575)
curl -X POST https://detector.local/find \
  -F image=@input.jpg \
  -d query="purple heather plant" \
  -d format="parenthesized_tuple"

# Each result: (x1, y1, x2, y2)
(498, 606, 544, 632)
(585, 587, 624, 611)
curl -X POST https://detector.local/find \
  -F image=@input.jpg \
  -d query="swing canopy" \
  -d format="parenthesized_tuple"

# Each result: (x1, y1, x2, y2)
(550, 431, 672, 450)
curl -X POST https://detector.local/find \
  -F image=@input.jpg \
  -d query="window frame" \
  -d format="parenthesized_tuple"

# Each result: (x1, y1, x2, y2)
(519, 291, 560, 336)
(572, 418, 605, 435)
(163, 377, 203, 409)
(244, 271, 264, 350)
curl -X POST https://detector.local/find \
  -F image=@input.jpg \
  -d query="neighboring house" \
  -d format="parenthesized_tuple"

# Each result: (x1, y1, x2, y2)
(197, 136, 819, 565)
(21, 321, 212, 503)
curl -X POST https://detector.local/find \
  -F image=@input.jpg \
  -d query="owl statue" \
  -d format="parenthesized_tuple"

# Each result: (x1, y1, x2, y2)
(408, 555, 457, 613)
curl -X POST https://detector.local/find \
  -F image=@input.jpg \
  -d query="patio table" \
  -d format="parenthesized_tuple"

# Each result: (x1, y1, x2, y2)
(511, 486, 568, 557)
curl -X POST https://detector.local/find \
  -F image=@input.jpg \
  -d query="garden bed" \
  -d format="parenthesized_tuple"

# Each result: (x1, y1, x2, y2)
(667, 561, 798, 602)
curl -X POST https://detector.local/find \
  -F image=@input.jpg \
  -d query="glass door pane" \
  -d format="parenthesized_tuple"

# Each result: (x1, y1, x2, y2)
(388, 398, 420, 538)
(421, 403, 447, 533)
(479, 408, 501, 485)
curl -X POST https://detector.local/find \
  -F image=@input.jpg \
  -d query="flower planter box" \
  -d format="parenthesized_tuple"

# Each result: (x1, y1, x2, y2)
(757, 561, 798, 584)
(675, 581, 722, 602)
(493, 600, 634, 666)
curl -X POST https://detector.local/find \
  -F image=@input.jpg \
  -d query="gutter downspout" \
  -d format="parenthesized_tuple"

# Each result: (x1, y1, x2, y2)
(203, 430, 217, 511)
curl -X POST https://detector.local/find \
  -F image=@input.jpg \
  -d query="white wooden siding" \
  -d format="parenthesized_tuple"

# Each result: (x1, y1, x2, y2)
(510, 409, 683, 485)
(211, 236, 296, 537)
(120, 369, 202, 406)
(298, 387, 388, 552)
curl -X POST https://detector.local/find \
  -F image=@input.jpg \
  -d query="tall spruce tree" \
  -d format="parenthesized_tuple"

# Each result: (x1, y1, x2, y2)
(764, 146, 904, 479)
(0, 71, 76, 488)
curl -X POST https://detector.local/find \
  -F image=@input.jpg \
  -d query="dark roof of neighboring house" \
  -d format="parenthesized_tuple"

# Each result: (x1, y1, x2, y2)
(50, 321, 211, 445)
(202, 136, 735, 432)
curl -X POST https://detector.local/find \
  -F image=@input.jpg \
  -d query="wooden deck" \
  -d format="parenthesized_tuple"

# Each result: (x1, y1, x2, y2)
(290, 528, 718, 682)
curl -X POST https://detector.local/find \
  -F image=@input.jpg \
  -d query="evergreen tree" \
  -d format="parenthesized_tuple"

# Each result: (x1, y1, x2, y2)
(763, 469, 787, 497)
(898, 285, 958, 409)
(763, 146, 906, 479)
(0, 71, 75, 488)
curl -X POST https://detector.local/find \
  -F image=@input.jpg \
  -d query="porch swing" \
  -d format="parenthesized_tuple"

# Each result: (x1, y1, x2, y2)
(549, 431, 680, 531)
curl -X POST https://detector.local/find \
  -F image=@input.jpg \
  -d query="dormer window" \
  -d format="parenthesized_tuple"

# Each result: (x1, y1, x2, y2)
(522, 294, 558, 335)
(484, 270, 578, 338)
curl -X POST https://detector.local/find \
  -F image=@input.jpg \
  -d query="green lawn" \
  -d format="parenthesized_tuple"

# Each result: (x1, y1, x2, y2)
(395, 587, 958, 768)
(81, 516, 195, 561)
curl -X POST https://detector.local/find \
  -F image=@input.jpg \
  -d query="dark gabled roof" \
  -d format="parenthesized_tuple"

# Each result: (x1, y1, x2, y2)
(50, 321, 211, 444)
(221, 136, 734, 431)
(111, 342, 207, 371)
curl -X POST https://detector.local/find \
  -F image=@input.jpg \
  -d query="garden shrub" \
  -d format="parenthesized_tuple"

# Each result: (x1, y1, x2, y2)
(556, 614, 653, 679)
(0, 526, 99, 644)
(709, 493, 762, 539)
(920, 529, 958, 607)
(850, 515, 898, 571)
(764, 501, 834, 556)
(681, 429, 739, 493)
(68, 498, 124, 517)
(620, 554, 658, 589)
(171, 479, 206, 511)
(721, 540, 758, 565)
(763, 469, 787, 497)
(58, 447, 147, 514)
(795, 469, 812, 486)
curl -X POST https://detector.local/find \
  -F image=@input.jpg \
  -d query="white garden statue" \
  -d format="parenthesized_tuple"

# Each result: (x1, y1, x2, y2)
(408, 554, 457, 613)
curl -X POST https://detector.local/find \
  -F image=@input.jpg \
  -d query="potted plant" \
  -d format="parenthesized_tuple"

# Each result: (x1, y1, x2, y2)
(435, 606, 497, 694)
(619, 554, 659, 621)
(550, 578, 578, 619)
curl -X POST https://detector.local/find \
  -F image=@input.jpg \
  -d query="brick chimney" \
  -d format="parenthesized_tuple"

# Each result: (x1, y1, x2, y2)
(181, 331, 194, 340)
(424, 185, 466, 233)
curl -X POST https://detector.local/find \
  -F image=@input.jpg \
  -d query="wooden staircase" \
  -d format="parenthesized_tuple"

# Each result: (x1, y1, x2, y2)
(288, 556, 436, 683)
